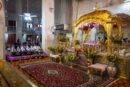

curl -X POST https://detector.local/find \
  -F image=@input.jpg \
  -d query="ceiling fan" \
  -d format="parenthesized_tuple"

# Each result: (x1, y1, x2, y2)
(19, 0, 37, 21)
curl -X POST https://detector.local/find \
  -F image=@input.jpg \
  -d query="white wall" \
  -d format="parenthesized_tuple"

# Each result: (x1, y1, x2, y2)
(55, 0, 72, 30)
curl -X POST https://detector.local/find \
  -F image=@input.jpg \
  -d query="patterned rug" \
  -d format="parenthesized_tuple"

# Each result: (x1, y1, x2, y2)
(19, 61, 117, 87)
(106, 79, 130, 87)
(20, 62, 89, 87)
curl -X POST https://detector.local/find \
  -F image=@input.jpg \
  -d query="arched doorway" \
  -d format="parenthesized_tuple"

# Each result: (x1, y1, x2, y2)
(74, 10, 122, 53)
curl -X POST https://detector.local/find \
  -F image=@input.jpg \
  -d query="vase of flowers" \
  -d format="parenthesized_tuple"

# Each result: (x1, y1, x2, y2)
(84, 48, 99, 64)
(48, 46, 58, 54)
(107, 54, 117, 79)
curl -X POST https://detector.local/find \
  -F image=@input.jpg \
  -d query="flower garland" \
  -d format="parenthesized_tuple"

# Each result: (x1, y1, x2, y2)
(79, 22, 99, 42)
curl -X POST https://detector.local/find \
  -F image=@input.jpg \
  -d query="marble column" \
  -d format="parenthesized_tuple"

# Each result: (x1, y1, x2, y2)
(16, 0, 22, 42)
(42, 0, 55, 50)
(0, 0, 6, 60)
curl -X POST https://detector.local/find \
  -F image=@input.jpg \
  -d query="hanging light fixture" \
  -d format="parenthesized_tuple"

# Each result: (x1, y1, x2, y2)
(24, 13, 32, 21)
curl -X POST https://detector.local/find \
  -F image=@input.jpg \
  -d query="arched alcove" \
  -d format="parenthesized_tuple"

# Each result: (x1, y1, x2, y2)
(74, 10, 122, 53)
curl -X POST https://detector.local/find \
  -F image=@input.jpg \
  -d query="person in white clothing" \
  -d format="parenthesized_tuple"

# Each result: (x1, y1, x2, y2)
(26, 45, 30, 51)
(11, 45, 16, 52)
(17, 46, 21, 52)
(33, 45, 37, 51)
(21, 45, 25, 52)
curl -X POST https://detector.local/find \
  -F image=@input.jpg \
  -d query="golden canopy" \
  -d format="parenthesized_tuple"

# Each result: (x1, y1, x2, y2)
(74, 10, 122, 53)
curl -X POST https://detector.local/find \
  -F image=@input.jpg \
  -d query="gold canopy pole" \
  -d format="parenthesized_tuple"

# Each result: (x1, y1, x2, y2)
(106, 22, 112, 54)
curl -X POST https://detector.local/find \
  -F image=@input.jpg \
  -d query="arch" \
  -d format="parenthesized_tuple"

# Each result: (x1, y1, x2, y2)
(74, 10, 122, 53)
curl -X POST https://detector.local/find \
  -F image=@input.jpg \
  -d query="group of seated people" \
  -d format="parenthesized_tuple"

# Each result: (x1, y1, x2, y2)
(6, 43, 43, 56)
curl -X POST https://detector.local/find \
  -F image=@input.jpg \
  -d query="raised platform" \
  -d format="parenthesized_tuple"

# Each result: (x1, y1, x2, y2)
(6, 52, 48, 62)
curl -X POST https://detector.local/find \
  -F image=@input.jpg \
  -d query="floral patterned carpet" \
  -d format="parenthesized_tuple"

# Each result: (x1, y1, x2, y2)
(20, 62, 89, 87)
(12, 59, 130, 87)
(19, 61, 120, 87)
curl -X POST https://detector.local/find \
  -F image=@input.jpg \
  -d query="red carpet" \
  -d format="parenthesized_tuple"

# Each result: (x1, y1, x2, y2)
(21, 62, 88, 87)
(107, 79, 130, 87)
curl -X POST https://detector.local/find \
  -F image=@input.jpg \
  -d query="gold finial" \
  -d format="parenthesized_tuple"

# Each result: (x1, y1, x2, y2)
(95, 2, 100, 10)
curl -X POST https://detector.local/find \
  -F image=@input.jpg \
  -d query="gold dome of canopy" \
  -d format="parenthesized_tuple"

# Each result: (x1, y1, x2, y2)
(79, 10, 112, 19)
(75, 10, 121, 27)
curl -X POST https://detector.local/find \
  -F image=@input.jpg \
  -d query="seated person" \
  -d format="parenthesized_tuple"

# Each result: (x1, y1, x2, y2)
(26, 45, 32, 55)
(20, 45, 25, 52)
(29, 45, 34, 54)
(39, 47, 43, 54)
(32, 45, 37, 51)
(26, 45, 30, 51)
(10, 44, 21, 56)
(35, 44, 41, 52)
(11, 45, 16, 52)
(6, 44, 11, 52)
(17, 46, 21, 52)
(30, 44, 35, 52)
(36, 45, 41, 50)
(20, 45, 26, 55)
(15, 46, 21, 56)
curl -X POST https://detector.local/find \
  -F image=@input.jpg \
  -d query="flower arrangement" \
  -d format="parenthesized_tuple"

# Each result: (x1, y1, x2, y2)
(81, 22, 99, 32)
(59, 36, 67, 42)
(106, 53, 118, 78)
(75, 40, 80, 45)
(57, 45, 65, 54)
(111, 33, 123, 45)
(107, 53, 118, 63)
(100, 40, 106, 46)
(48, 45, 65, 54)
(83, 48, 99, 64)
(112, 38, 122, 45)
(48, 46, 58, 54)
(65, 53, 78, 62)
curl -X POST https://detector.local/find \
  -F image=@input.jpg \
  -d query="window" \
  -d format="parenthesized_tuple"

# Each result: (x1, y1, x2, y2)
(8, 20, 16, 26)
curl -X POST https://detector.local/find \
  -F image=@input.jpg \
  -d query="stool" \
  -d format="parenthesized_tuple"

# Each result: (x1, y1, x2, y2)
(88, 63, 108, 76)
(50, 54, 60, 62)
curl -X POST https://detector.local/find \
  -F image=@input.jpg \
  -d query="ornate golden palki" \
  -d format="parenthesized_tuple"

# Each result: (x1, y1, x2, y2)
(74, 9, 122, 53)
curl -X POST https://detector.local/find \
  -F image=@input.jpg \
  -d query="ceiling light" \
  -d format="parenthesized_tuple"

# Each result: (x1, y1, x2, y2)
(24, 13, 32, 21)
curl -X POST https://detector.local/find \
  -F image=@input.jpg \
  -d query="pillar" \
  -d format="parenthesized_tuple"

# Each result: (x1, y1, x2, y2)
(55, 0, 72, 29)
(16, 0, 22, 42)
(0, 0, 6, 59)
(106, 22, 112, 54)
(42, 0, 55, 50)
